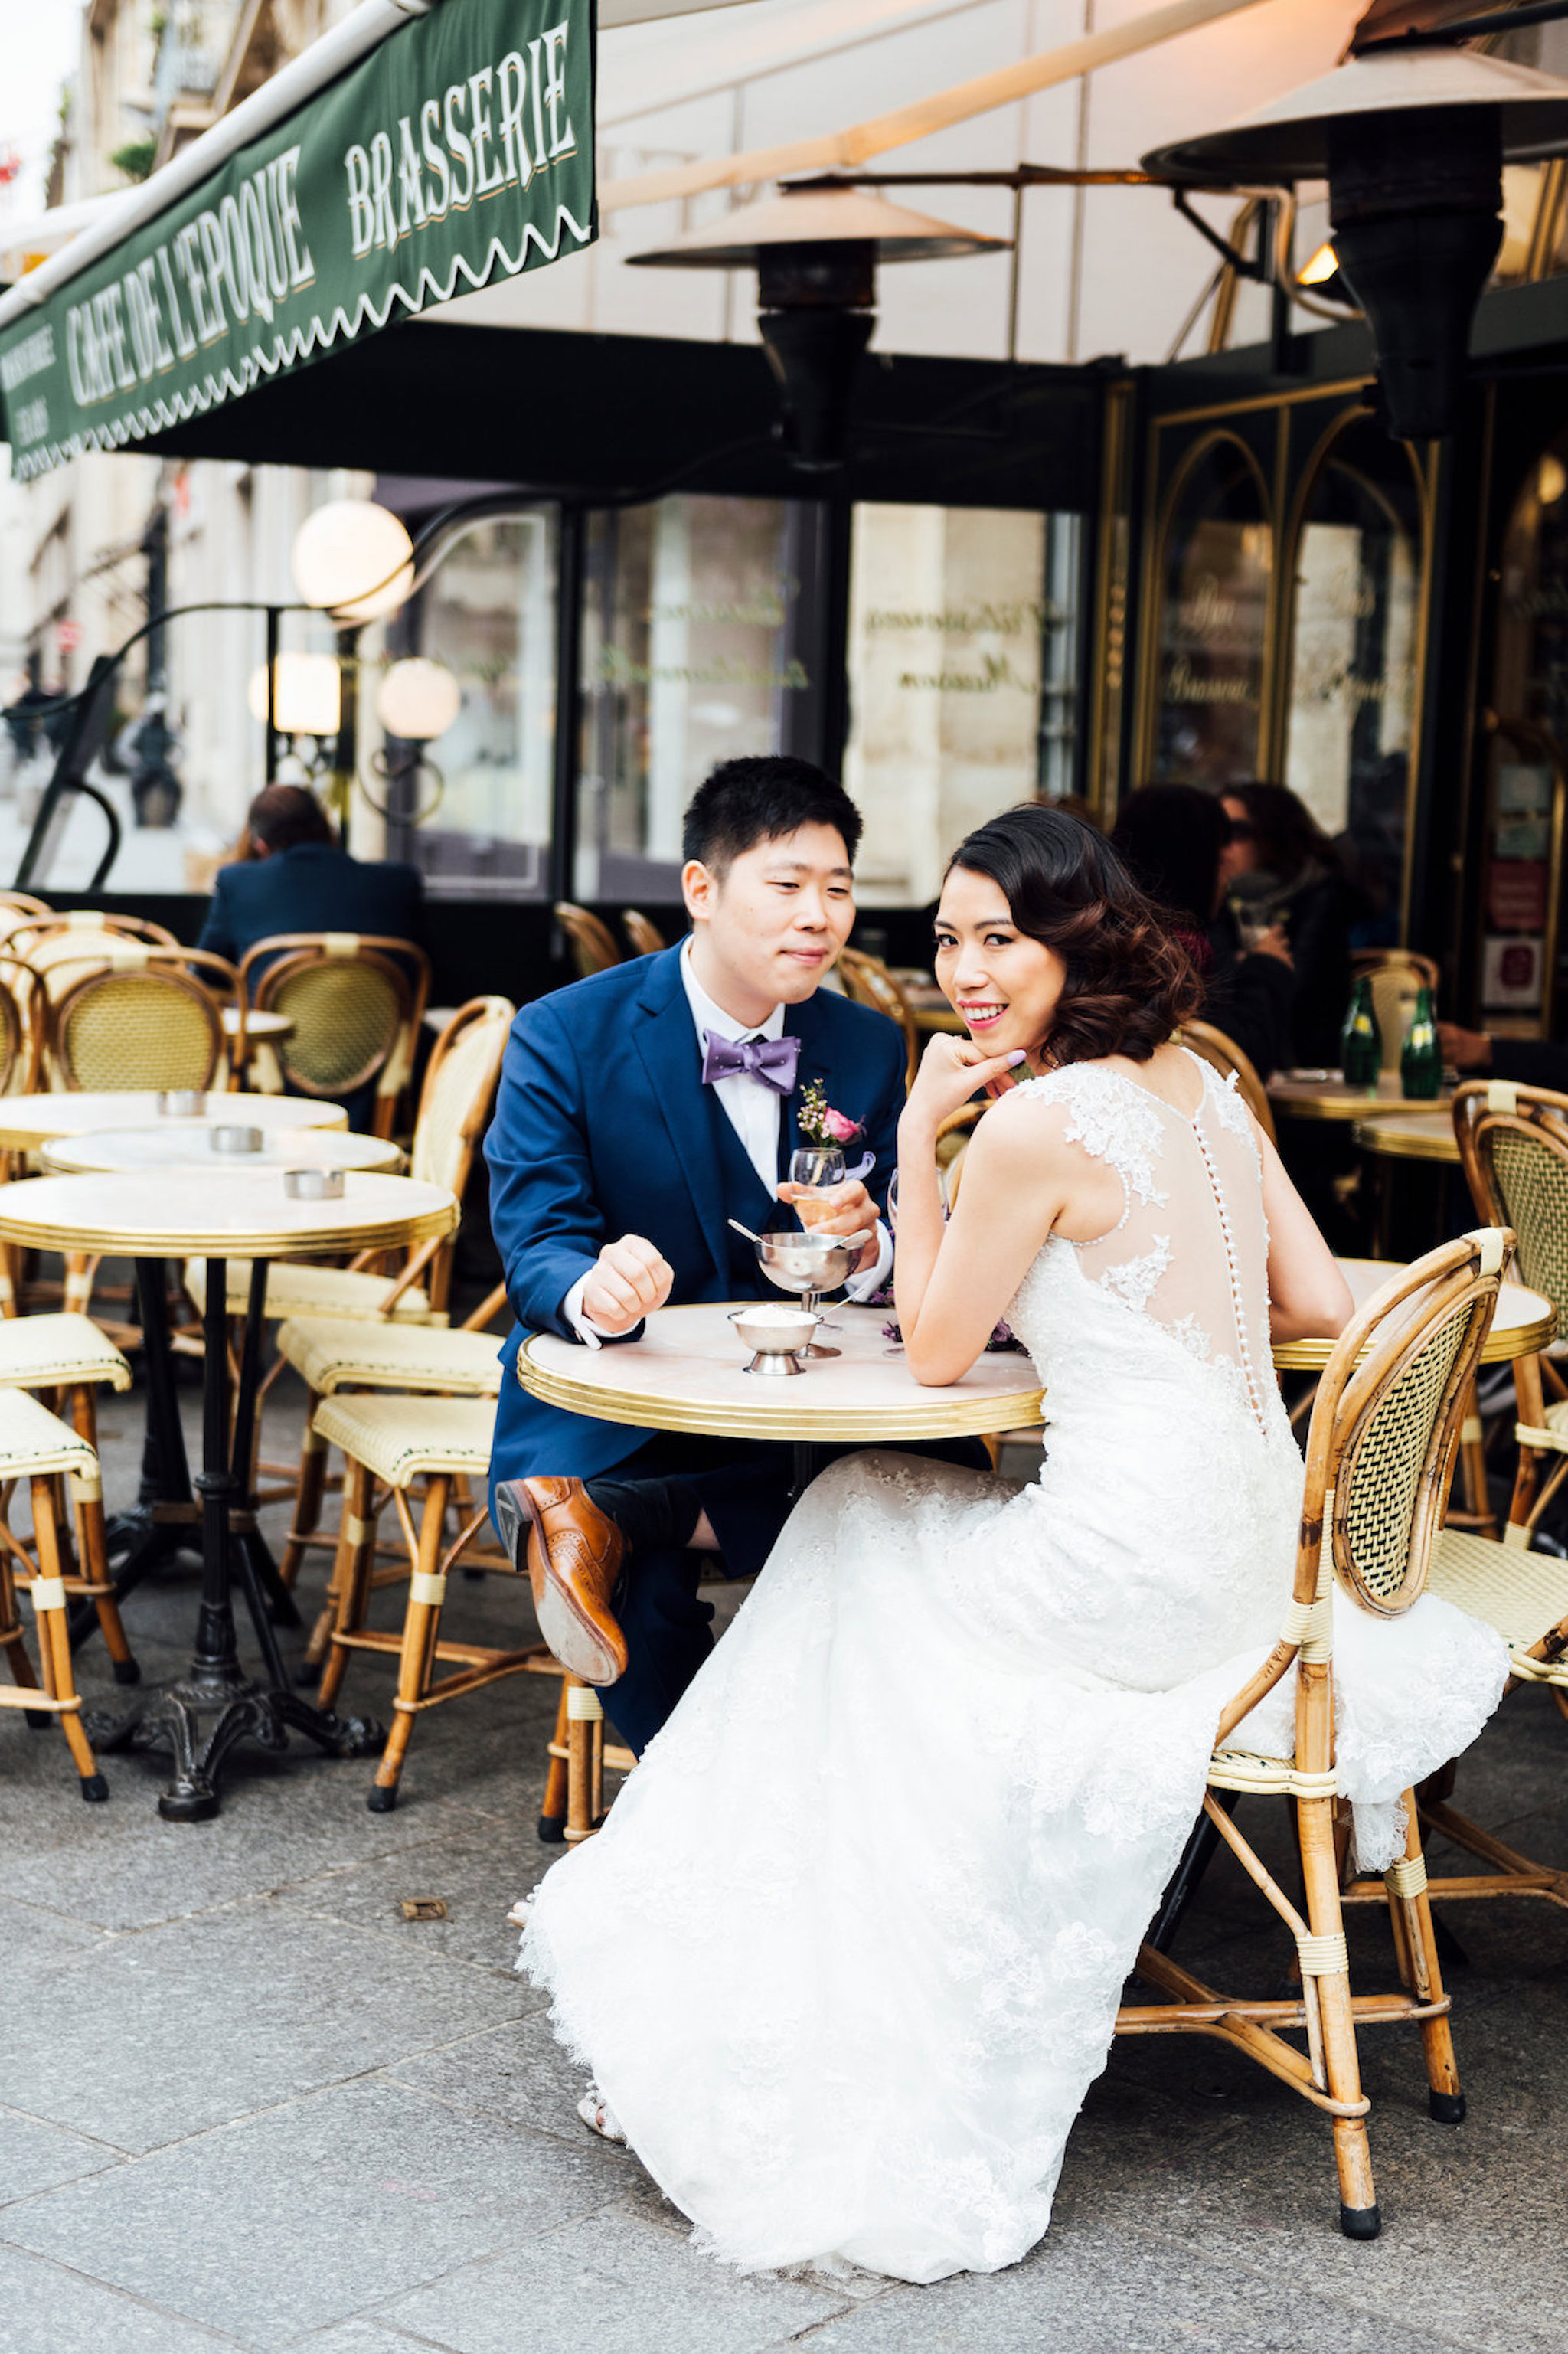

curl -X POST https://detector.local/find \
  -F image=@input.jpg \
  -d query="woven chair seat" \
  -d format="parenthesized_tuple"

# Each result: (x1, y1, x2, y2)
(277, 1316, 502, 1396)
(185, 1260, 435, 1325)
(1206, 1746, 1338, 1800)
(1428, 1527, 1568, 1687)
(1516, 1395, 1568, 1454)
(0, 1314, 132, 1392)
(0, 1388, 101, 1480)
(312, 1393, 495, 1489)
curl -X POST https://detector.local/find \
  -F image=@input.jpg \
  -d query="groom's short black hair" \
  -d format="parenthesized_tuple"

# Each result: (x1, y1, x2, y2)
(683, 757, 862, 875)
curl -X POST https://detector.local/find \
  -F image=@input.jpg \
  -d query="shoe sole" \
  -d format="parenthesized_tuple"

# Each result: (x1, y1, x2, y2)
(495, 1482, 625, 1688)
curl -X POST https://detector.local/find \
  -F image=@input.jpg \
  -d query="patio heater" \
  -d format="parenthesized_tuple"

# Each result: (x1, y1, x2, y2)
(290, 499, 416, 844)
(1143, 38, 1568, 441)
(629, 178, 1008, 469)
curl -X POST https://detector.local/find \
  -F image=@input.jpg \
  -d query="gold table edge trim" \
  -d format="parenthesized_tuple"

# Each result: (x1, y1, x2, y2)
(0, 1204, 459, 1258)
(1350, 1119, 1458, 1163)
(1270, 1094, 1452, 1123)
(1272, 1304, 1557, 1372)
(517, 1337, 1045, 1440)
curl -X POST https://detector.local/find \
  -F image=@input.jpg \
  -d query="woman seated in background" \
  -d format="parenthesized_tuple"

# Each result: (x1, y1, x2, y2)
(1110, 784, 1295, 1081)
(1217, 783, 1368, 1070)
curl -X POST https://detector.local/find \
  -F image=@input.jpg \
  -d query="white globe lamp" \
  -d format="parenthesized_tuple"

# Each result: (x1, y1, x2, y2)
(375, 657, 462, 741)
(246, 651, 342, 737)
(291, 500, 416, 625)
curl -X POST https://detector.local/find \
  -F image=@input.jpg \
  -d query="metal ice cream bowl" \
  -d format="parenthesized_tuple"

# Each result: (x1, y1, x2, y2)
(753, 1228, 868, 1296)
(729, 1303, 822, 1376)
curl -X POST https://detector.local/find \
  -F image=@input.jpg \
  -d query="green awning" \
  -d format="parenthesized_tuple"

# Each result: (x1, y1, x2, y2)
(0, 0, 595, 481)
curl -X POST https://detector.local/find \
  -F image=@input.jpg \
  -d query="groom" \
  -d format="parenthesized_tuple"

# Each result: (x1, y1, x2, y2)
(487, 756, 928, 1793)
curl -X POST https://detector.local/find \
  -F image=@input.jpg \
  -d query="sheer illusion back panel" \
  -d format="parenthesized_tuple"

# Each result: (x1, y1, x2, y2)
(1047, 1057, 1273, 1434)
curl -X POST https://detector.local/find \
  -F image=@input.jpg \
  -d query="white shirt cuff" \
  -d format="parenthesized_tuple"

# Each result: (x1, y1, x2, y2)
(561, 1271, 614, 1351)
(844, 1218, 893, 1303)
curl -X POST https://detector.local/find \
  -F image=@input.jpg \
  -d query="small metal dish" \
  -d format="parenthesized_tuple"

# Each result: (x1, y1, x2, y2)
(211, 1125, 264, 1155)
(729, 1303, 822, 1376)
(753, 1228, 871, 1360)
(156, 1089, 207, 1118)
(283, 1167, 345, 1200)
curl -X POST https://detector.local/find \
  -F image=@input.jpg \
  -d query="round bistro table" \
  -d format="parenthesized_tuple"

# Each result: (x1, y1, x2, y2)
(1270, 1256, 1554, 1372)
(0, 1090, 345, 1157)
(41, 1125, 403, 1176)
(518, 1300, 1044, 1498)
(1351, 1110, 1458, 1165)
(0, 1169, 458, 1818)
(1267, 1072, 1453, 1123)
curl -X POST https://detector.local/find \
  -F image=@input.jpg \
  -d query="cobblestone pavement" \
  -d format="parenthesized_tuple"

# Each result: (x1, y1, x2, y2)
(2, 1365, 1564, 2353)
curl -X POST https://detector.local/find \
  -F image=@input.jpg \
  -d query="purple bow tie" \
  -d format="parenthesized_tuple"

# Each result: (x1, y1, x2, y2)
(700, 1029, 802, 1095)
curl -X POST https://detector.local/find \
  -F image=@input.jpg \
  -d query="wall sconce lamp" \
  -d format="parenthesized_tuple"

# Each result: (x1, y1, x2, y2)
(289, 499, 417, 842)
(362, 656, 462, 827)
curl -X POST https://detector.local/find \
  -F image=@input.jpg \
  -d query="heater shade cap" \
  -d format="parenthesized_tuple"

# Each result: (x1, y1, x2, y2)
(629, 181, 1009, 267)
(1142, 46, 1568, 184)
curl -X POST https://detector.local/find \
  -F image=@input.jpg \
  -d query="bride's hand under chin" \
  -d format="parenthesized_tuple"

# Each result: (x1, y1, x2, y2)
(903, 1034, 1027, 1136)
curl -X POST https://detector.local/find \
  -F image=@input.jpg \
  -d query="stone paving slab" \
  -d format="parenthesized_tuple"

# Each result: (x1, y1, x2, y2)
(0, 2107, 122, 2205)
(2, 2078, 627, 2350)
(2, 1904, 528, 2154)
(0, 2243, 241, 2354)
(377, 2201, 851, 2354)
(381, 2012, 615, 2149)
(265, 1826, 552, 1979)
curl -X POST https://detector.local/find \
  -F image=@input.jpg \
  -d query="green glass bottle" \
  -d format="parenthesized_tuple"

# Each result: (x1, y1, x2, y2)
(1341, 976, 1382, 1088)
(1400, 985, 1442, 1100)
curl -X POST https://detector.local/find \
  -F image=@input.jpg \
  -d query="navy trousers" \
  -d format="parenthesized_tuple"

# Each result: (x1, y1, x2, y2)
(602, 1432, 991, 1755)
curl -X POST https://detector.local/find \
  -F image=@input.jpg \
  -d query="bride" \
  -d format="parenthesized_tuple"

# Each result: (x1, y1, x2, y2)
(518, 804, 1508, 2284)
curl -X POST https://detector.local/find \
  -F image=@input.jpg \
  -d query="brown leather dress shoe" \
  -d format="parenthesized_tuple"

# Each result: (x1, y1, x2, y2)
(494, 1476, 629, 1686)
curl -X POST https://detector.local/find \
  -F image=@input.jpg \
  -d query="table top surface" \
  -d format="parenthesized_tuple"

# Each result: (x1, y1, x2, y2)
(222, 1007, 292, 1038)
(519, 1300, 1045, 1443)
(1351, 1110, 1459, 1163)
(1267, 1071, 1452, 1120)
(41, 1124, 403, 1176)
(0, 1091, 347, 1151)
(1270, 1257, 1553, 1370)
(0, 1166, 456, 1257)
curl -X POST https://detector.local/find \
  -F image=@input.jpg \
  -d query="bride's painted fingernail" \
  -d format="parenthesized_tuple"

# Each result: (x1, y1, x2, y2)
(1005, 1051, 1027, 1066)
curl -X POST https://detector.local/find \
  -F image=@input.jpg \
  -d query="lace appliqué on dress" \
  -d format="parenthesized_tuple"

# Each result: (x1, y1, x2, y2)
(1018, 1067, 1171, 1214)
(1100, 1236, 1171, 1313)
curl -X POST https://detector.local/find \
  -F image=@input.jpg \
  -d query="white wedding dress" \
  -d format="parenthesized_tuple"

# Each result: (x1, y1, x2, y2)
(520, 1055, 1508, 2283)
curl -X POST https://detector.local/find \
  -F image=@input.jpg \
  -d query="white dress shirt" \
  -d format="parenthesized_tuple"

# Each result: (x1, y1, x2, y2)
(564, 940, 893, 1345)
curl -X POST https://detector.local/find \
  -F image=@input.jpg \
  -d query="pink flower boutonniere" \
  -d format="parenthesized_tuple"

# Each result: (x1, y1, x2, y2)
(799, 1080, 864, 1149)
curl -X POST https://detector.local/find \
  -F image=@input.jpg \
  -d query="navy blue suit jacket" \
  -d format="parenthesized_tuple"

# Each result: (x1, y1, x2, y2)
(485, 942, 907, 1483)
(197, 842, 423, 970)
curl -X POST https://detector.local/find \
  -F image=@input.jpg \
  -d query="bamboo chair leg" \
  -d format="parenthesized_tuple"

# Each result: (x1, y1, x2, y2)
(0, 1546, 47, 1721)
(316, 1460, 377, 1712)
(1297, 1782, 1378, 2235)
(1510, 1353, 1550, 1533)
(1387, 1794, 1463, 2121)
(66, 1386, 137, 1684)
(368, 1474, 450, 1812)
(280, 1401, 328, 1591)
(1457, 1384, 1495, 1538)
(63, 1254, 95, 1316)
(565, 1679, 604, 1843)
(540, 1678, 570, 1842)
(29, 1475, 107, 1799)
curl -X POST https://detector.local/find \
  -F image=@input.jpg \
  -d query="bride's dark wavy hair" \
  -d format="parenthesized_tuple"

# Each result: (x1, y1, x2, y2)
(943, 804, 1201, 1066)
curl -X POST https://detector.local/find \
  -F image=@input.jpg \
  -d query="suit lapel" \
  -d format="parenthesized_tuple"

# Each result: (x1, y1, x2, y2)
(629, 946, 730, 1287)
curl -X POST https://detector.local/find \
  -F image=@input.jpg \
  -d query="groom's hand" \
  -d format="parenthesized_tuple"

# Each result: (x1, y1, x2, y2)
(776, 1177, 881, 1273)
(582, 1235, 675, 1334)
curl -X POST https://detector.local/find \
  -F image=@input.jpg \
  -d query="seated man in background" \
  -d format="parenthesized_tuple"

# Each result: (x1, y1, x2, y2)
(1439, 1018, 1568, 1095)
(198, 784, 423, 972)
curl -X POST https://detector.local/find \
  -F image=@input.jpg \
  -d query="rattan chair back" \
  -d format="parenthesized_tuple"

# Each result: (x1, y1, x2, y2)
(410, 996, 515, 1196)
(620, 908, 667, 958)
(838, 947, 920, 1086)
(1453, 1077, 1568, 1329)
(240, 933, 428, 1113)
(0, 892, 51, 924)
(49, 950, 237, 1093)
(0, 956, 41, 1097)
(1351, 950, 1441, 1075)
(3, 911, 182, 1006)
(1177, 1020, 1277, 1143)
(555, 903, 622, 979)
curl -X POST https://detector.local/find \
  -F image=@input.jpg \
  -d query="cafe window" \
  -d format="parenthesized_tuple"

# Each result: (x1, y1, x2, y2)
(844, 505, 1079, 907)
(576, 495, 799, 901)
(1148, 433, 1272, 786)
(395, 511, 557, 897)
(1282, 414, 1422, 934)
(1484, 438, 1568, 1030)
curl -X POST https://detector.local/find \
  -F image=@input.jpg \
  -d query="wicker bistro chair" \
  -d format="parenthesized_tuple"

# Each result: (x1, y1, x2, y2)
(1452, 1077, 1568, 1542)
(555, 903, 622, 979)
(1177, 1018, 1278, 1144)
(309, 1393, 581, 1813)
(0, 955, 43, 1105)
(45, 948, 243, 1094)
(620, 908, 667, 958)
(238, 932, 430, 1138)
(838, 947, 920, 1087)
(1351, 949, 1442, 1076)
(0, 1310, 138, 1684)
(0, 1388, 117, 1800)
(1116, 1230, 1514, 2239)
